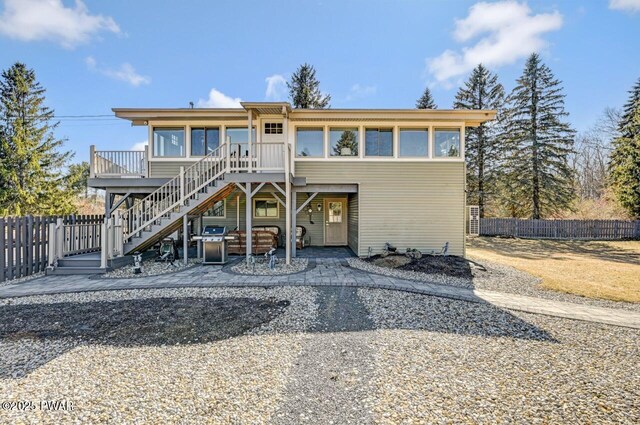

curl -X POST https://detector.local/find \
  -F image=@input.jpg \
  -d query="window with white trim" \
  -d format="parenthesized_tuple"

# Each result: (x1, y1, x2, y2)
(365, 128, 393, 157)
(434, 128, 461, 157)
(253, 199, 279, 218)
(153, 128, 185, 157)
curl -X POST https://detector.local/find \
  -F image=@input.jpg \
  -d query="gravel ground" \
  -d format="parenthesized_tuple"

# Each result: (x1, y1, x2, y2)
(358, 288, 640, 424)
(1, 286, 638, 424)
(102, 258, 202, 279)
(0, 287, 316, 424)
(348, 256, 640, 312)
(231, 258, 308, 275)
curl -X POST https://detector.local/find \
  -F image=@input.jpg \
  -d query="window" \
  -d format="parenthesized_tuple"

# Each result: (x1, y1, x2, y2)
(253, 199, 279, 218)
(153, 128, 185, 157)
(328, 202, 343, 223)
(330, 128, 359, 157)
(296, 127, 324, 157)
(434, 128, 461, 157)
(264, 122, 283, 134)
(365, 128, 393, 157)
(191, 127, 220, 156)
(206, 200, 225, 218)
(399, 129, 429, 157)
(226, 127, 257, 144)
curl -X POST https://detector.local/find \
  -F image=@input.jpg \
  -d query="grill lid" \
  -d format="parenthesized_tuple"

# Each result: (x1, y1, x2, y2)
(202, 226, 226, 236)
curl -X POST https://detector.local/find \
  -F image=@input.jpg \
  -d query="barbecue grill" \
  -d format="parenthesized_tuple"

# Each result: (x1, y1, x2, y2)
(193, 225, 231, 264)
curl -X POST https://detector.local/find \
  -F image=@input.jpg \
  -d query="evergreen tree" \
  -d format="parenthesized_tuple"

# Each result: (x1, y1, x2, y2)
(609, 77, 640, 218)
(416, 87, 437, 109)
(65, 161, 90, 198)
(0, 62, 75, 216)
(287, 63, 331, 109)
(453, 64, 505, 217)
(332, 130, 358, 156)
(499, 53, 575, 219)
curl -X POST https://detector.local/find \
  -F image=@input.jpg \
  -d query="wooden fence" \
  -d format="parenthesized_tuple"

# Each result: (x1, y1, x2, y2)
(480, 218, 640, 240)
(0, 214, 103, 283)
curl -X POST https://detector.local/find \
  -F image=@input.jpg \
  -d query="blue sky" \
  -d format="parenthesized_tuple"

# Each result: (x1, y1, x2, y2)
(0, 0, 639, 163)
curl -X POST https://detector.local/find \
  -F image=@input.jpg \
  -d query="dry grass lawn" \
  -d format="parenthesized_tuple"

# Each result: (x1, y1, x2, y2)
(467, 237, 640, 303)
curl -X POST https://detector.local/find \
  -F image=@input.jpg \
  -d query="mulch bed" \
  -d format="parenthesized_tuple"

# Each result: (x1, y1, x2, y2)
(364, 254, 473, 279)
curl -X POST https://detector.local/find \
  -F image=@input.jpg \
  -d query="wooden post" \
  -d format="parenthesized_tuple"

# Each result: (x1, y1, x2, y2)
(89, 145, 96, 178)
(100, 218, 108, 269)
(291, 191, 297, 258)
(179, 166, 185, 203)
(226, 135, 231, 171)
(247, 110, 253, 173)
(183, 216, 189, 266)
(246, 183, 252, 263)
(284, 115, 291, 264)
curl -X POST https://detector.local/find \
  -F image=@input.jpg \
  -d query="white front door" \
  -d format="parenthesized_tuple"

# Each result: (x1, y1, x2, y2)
(260, 120, 285, 169)
(324, 198, 348, 245)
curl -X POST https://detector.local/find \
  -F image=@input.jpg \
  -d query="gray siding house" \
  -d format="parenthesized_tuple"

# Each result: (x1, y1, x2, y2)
(88, 102, 495, 263)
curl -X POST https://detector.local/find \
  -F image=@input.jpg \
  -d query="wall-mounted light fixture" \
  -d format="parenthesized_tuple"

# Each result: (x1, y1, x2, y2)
(316, 203, 322, 212)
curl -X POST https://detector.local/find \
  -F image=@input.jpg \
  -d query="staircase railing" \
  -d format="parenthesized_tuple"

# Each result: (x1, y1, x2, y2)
(120, 143, 228, 241)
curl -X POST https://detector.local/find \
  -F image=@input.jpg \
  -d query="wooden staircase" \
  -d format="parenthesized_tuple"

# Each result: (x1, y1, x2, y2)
(119, 143, 232, 255)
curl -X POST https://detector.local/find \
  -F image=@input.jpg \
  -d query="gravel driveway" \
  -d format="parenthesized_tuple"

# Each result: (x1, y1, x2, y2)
(0, 286, 638, 424)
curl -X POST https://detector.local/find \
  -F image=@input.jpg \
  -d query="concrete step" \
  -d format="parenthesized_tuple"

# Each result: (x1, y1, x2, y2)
(46, 266, 107, 275)
(57, 258, 101, 268)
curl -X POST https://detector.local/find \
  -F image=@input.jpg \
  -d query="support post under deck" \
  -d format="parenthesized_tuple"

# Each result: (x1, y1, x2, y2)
(183, 216, 188, 266)
(245, 183, 252, 263)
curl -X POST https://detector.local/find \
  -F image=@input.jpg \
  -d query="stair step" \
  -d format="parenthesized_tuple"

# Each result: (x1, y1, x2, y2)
(47, 266, 107, 275)
(57, 258, 101, 268)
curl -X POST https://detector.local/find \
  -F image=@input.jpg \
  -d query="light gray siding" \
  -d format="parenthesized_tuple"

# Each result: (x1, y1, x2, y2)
(295, 162, 465, 256)
(348, 192, 359, 254)
(149, 161, 198, 178)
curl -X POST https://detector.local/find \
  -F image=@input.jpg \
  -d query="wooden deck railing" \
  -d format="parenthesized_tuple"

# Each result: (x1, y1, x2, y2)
(90, 145, 147, 178)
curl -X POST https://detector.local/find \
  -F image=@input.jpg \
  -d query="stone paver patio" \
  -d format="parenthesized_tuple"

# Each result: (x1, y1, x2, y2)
(1, 257, 639, 329)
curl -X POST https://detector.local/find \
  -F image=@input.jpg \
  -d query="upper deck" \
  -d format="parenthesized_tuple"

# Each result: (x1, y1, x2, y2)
(89, 102, 495, 181)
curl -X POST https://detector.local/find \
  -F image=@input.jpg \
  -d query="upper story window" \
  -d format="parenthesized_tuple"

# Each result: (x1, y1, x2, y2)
(226, 127, 257, 144)
(153, 128, 185, 157)
(434, 128, 461, 157)
(330, 128, 359, 157)
(399, 129, 429, 157)
(264, 122, 283, 134)
(191, 127, 220, 156)
(296, 127, 324, 157)
(365, 128, 393, 157)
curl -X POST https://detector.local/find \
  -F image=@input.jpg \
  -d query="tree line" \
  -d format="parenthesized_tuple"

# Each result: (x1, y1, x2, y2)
(287, 58, 640, 220)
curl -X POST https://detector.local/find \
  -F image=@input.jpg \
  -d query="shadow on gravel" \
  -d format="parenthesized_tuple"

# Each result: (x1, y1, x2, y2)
(0, 297, 289, 379)
(312, 287, 556, 343)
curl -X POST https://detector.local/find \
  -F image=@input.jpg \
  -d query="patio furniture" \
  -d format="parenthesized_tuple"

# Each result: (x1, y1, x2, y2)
(252, 226, 281, 246)
(227, 229, 278, 255)
(296, 225, 307, 250)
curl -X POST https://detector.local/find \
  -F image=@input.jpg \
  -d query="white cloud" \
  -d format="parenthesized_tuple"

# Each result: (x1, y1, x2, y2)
(426, 1, 563, 86)
(265, 74, 287, 101)
(130, 141, 148, 151)
(345, 83, 377, 101)
(197, 88, 242, 108)
(86, 56, 150, 86)
(0, 0, 119, 48)
(609, 0, 640, 12)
